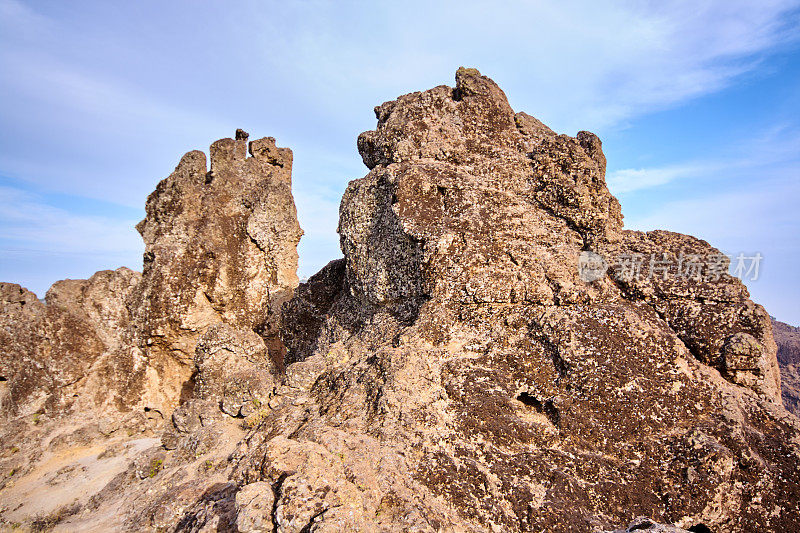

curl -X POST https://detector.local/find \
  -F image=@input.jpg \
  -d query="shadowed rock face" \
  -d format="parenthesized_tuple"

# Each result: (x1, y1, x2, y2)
(773, 318, 800, 416)
(0, 70, 798, 532)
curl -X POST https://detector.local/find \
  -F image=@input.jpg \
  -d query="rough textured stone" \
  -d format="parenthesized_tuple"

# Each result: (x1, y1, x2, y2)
(0, 71, 798, 533)
(600, 516, 692, 532)
(195, 323, 276, 417)
(234, 481, 274, 532)
(130, 134, 302, 408)
(257, 67, 797, 532)
(0, 133, 302, 532)
(0, 268, 150, 419)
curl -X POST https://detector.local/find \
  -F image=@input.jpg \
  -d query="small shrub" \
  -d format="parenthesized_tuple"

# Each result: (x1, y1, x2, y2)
(148, 458, 163, 478)
(30, 503, 81, 532)
(243, 409, 269, 429)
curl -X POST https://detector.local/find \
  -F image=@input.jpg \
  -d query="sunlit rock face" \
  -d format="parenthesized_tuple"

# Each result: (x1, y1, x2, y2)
(0, 71, 798, 533)
(0, 268, 145, 419)
(264, 67, 797, 532)
(130, 131, 303, 407)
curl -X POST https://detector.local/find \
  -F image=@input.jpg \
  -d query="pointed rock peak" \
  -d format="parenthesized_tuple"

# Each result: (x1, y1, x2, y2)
(357, 67, 518, 169)
(132, 131, 302, 376)
(454, 66, 509, 103)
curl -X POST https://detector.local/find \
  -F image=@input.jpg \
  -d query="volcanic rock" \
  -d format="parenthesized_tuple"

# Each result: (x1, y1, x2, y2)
(0, 69, 798, 533)
(0, 268, 148, 419)
(130, 134, 302, 409)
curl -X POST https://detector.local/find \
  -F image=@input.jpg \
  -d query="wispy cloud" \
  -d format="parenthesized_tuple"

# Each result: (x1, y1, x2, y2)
(0, 185, 142, 255)
(629, 175, 799, 242)
(608, 163, 720, 194)
(609, 124, 800, 193)
(240, 0, 800, 132)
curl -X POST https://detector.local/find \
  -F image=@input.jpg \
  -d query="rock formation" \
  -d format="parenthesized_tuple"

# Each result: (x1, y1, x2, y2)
(131, 130, 302, 409)
(1, 69, 798, 532)
(0, 268, 149, 420)
(0, 132, 301, 530)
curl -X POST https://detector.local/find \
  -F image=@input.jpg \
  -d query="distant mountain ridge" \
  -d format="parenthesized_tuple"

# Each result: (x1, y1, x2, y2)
(773, 317, 800, 416)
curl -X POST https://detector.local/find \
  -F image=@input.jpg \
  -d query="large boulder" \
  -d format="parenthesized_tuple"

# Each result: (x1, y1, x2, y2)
(195, 323, 277, 417)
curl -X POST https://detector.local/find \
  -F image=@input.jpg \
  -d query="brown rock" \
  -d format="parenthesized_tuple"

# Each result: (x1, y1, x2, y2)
(195, 323, 276, 417)
(130, 134, 302, 410)
(1, 71, 798, 533)
(0, 133, 303, 531)
(0, 268, 150, 419)
(267, 67, 799, 532)
(602, 230, 783, 403)
(601, 516, 693, 532)
(234, 481, 274, 532)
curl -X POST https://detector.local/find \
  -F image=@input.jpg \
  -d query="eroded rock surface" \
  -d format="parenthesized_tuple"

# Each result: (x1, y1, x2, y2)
(601, 516, 692, 532)
(131, 132, 301, 405)
(0, 133, 299, 531)
(0, 268, 147, 419)
(1, 70, 798, 532)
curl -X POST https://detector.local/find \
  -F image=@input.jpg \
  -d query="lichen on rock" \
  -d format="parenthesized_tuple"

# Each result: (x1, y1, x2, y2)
(0, 70, 798, 532)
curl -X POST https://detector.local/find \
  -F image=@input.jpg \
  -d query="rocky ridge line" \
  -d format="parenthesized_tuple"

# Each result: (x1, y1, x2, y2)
(772, 317, 800, 416)
(0, 69, 798, 533)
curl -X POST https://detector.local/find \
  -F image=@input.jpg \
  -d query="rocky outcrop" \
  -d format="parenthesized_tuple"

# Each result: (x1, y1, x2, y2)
(0, 132, 300, 423)
(0, 132, 301, 531)
(773, 317, 800, 416)
(0, 268, 148, 419)
(230, 68, 797, 531)
(603, 231, 782, 402)
(131, 130, 302, 407)
(1, 70, 798, 532)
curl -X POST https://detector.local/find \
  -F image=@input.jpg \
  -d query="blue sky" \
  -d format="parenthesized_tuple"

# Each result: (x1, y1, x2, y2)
(1, 0, 799, 324)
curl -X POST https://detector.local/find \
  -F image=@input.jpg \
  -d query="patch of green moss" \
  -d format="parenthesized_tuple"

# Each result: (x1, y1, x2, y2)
(148, 458, 163, 478)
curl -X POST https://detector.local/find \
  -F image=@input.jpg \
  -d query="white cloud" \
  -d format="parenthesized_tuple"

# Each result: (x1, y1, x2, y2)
(608, 163, 719, 194)
(628, 177, 799, 243)
(240, 0, 800, 132)
(0, 186, 142, 255)
(609, 125, 800, 193)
